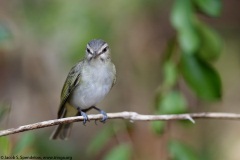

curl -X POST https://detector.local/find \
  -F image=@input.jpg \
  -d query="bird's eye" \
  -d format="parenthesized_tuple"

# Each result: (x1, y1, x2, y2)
(87, 48, 92, 54)
(102, 47, 108, 53)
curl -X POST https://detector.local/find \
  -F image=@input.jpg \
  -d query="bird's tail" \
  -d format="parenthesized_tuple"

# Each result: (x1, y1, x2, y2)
(50, 106, 77, 140)
(50, 122, 73, 140)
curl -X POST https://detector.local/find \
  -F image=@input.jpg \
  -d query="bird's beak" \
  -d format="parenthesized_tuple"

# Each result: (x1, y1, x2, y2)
(93, 52, 101, 58)
(93, 52, 98, 58)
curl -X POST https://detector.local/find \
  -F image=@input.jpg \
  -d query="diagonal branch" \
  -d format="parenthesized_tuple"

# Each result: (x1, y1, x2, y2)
(1, 111, 240, 137)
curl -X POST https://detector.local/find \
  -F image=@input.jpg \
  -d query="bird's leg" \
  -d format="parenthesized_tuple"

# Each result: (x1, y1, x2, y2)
(77, 107, 89, 125)
(91, 106, 108, 123)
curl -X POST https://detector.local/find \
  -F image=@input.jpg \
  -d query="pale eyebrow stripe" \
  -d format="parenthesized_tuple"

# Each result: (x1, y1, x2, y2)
(86, 44, 94, 54)
(99, 43, 108, 53)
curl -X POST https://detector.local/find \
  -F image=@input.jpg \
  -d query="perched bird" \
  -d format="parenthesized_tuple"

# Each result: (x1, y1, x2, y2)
(50, 39, 116, 140)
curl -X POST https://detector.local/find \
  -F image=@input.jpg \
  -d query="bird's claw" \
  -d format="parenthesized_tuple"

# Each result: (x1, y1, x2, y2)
(100, 110, 108, 123)
(78, 106, 108, 125)
(81, 111, 89, 125)
(94, 110, 108, 125)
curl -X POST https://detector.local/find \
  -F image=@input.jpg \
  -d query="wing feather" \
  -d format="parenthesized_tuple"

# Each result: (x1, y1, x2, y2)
(57, 61, 83, 118)
(111, 63, 117, 88)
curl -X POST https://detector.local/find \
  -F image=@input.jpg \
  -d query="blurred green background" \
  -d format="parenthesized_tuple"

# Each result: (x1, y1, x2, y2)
(0, 0, 240, 160)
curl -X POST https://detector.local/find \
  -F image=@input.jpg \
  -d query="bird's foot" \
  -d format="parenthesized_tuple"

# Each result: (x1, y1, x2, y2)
(99, 110, 108, 123)
(77, 108, 89, 125)
(92, 106, 108, 123)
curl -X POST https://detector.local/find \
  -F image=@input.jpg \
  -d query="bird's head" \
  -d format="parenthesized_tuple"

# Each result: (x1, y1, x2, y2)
(86, 39, 110, 62)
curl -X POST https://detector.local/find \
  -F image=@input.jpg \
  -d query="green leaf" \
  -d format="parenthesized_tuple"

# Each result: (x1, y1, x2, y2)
(163, 61, 178, 88)
(104, 143, 132, 160)
(168, 140, 199, 160)
(13, 133, 35, 154)
(158, 91, 188, 114)
(196, 22, 222, 61)
(87, 126, 114, 156)
(0, 137, 11, 155)
(171, 0, 200, 54)
(151, 121, 165, 135)
(180, 54, 221, 101)
(178, 29, 200, 54)
(171, 0, 193, 30)
(194, 0, 222, 17)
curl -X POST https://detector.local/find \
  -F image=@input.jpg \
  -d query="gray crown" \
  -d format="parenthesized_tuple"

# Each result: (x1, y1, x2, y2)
(87, 39, 107, 52)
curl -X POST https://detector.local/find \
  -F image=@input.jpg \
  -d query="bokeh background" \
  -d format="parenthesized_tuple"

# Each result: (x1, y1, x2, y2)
(0, 0, 240, 160)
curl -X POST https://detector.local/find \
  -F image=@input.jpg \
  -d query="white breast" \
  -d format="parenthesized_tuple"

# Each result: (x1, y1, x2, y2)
(69, 61, 114, 110)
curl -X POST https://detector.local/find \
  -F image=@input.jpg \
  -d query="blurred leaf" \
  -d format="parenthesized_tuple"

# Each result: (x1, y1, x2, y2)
(34, 132, 76, 157)
(180, 54, 222, 100)
(104, 143, 132, 160)
(163, 61, 178, 88)
(87, 125, 114, 156)
(162, 37, 177, 62)
(178, 29, 200, 55)
(0, 23, 11, 42)
(0, 23, 13, 51)
(0, 136, 11, 155)
(0, 102, 11, 122)
(194, 0, 222, 17)
(168, 140, 199, 160)
(151, 121, 165, 135)
(196, 22, 222, 61)
(171, 0, 200, 54)
(171, 0, 193, 30)
(13, 133, 35, 154)
(158, 91, 188, 114)
(22, 0, 61, 36)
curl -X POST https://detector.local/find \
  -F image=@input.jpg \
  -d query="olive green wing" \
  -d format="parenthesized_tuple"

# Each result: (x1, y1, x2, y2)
(57, 61, 83, 118)
(111, 63, 117, 88)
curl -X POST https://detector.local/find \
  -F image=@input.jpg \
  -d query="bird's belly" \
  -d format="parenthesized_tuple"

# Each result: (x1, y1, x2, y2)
(69, 82, 111, 109)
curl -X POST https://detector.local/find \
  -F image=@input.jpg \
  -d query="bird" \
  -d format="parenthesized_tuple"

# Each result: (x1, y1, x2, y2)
(50, 39, 116, 140)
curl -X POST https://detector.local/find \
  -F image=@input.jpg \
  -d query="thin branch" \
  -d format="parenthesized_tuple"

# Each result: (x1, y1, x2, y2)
(1, 111, 240, 137)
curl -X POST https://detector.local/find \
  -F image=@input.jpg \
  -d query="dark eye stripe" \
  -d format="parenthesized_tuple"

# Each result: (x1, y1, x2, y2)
(101, 46, 109, 53)
(86, 48, 93, 54)
(102, 47, 107, 53)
